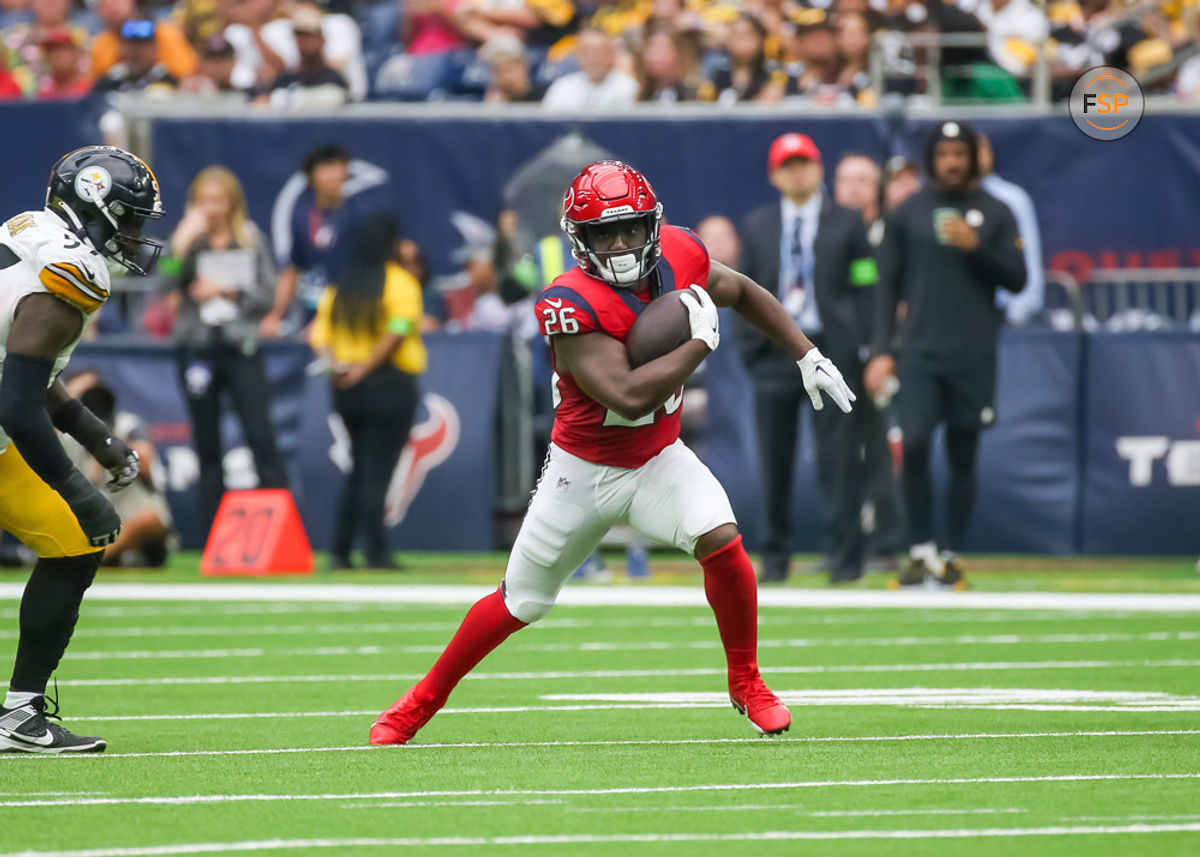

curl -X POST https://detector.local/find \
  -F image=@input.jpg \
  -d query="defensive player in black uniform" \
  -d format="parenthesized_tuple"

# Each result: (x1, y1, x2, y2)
(864, 121, 1026, 587)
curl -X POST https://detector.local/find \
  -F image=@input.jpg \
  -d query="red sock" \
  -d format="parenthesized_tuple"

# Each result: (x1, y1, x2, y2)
(700, 535, 759, 678)
(418, 587, 526, 702)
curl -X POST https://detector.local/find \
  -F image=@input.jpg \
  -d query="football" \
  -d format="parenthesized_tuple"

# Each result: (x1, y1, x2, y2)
(625, 290, 692, 368)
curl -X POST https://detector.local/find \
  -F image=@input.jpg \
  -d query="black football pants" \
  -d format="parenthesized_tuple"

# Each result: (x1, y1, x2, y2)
(897, 353, 993, 551)
(331, 367, 419, 565)
(177, 343, 290, 533)
(752, 369, 866, 579)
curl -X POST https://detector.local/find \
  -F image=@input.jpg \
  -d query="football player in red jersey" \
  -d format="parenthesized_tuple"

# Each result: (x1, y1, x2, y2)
(371, 161, 855, 745)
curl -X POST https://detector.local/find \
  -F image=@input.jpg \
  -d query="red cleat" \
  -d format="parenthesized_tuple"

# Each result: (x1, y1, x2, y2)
(729, 671, 791, 736)
(369, 685, 443, 746)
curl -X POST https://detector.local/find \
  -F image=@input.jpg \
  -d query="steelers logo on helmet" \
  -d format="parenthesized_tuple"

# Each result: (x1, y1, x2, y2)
(48, 146, 166, 276)
(74, 166, 112, 203)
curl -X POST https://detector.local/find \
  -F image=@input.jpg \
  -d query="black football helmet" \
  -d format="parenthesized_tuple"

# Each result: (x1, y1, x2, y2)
(46, 146, 164, 275)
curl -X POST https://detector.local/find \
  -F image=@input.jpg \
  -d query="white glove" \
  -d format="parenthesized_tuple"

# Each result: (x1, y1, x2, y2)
(797, 347, 856, 413)
(677, 284, 719, 352)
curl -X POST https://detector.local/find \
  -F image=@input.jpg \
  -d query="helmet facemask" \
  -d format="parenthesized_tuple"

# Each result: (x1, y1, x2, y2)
(90, 194, 163, 276)
(563, 206, 662, 288)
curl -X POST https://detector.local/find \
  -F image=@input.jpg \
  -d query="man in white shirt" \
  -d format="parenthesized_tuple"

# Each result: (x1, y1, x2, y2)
(542, 26, 638, 111)
(736, 134, 878, 584)
(978, 133, 1044, 325)
(226, 2, 367, 101)
(974, 0, 1048, 78)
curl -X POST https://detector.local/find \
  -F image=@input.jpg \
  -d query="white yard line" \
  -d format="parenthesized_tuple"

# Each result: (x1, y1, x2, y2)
(339, 799, 566, 809)
(10, 610, 1187, 641)
(2, 731, 1194, 761)
(61, 647, 388, 661)
(3, 583, 1200, 612)
(0, 775, 1197, 808)
(49, 658, 1200, 688)
(564, 806, 1028, 816)
(6, 826, 1200, 857)
(0, 603, 410, 621)
(58, 683, 1200, 722)
(2, 616, 730, 641)
(539, 688, 1200, 711)
(51, 631, 1200, 660)
(3, 604, 1137, 624)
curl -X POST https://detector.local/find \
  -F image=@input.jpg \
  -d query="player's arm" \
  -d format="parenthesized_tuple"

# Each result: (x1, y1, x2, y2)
(0, 294, 120, 547)
(261, 265, 299, 337)
(46, 378, 140, 491)
(706, 259, 815, 360)
(959, 205, 1026, 293)
(555, 332, 710, 422)
(706, 261, 855, 413)
(553, 283, 720, 421)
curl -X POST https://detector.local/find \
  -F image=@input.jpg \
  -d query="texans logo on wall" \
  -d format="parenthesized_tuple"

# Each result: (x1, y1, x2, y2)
(326, 394, 460, 526)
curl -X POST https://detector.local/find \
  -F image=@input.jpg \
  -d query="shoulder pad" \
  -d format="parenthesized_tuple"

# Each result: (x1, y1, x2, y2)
(33, 228, 110, 315)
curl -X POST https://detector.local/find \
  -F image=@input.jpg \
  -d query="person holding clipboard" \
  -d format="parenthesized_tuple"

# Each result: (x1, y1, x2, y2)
(169, 166, 289, 532)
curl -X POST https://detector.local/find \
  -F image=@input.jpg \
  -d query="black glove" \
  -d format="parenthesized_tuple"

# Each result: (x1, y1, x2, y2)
(93, 436, 140, 492)
(51, 469, 121, 548)
(50, 397, 141, 491)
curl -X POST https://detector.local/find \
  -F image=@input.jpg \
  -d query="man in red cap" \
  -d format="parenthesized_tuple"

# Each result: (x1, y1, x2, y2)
(36, 28, 91, 100)
(735, 133, 879, 584)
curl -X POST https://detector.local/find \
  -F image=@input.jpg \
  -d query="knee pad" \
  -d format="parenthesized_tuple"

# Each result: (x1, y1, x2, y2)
(502, 588, 555, 624)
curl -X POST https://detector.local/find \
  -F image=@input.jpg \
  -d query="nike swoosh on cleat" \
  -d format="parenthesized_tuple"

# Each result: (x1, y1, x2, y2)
(3, 729, 54, 747)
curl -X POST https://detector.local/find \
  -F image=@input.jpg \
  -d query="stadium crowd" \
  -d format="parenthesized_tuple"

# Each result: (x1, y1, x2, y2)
(0, 0, 1198, 105)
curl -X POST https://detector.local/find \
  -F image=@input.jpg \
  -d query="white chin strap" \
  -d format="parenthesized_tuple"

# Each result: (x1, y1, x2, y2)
(55, 202, 85, 231)
(590, 251, 643, 286)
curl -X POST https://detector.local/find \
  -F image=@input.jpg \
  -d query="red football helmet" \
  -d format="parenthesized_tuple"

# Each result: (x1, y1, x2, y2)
(560, 160, 663, 287)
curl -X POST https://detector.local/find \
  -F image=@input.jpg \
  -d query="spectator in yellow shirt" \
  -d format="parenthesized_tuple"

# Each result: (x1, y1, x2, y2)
(310, 213, 426, 571)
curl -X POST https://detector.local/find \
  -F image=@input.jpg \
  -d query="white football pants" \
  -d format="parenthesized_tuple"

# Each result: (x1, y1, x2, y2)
(502, 439, 736, 623)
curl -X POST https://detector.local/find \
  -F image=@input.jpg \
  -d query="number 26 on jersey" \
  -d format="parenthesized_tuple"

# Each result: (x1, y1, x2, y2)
(542, 305, 578, 335)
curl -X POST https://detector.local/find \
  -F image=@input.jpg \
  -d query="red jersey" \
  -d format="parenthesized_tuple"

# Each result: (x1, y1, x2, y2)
(535, 225, 711, 468)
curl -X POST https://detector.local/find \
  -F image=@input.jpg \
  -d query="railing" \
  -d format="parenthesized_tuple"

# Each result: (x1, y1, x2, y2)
(1042, 268, 1200, 331)
(1082, 268, 1200, 331)
(869, 30, 1050, 107)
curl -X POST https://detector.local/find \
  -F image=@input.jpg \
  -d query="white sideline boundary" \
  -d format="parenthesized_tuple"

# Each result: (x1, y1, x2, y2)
(3, 583, 1200, 612)
(5, 825, 1200, 857)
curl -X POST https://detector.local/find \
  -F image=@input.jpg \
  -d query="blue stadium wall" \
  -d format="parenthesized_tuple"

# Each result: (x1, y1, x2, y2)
(3, 105, 1198, 555)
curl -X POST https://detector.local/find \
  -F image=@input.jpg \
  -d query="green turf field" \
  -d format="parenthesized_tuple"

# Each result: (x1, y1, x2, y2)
(1, 554, 1199, 856)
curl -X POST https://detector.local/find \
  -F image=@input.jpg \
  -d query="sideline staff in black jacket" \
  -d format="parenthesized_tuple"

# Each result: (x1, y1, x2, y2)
(737, 133, 878, 584)
(864, 121, 1025, 587)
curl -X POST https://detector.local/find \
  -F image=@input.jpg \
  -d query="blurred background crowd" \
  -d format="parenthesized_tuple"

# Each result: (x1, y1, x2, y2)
(2, 0, 1199, 108)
